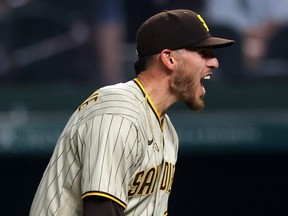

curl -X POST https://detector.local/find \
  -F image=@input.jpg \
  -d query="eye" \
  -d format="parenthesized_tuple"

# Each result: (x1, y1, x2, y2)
(198, 49, 215, 58)
(185, 48, 216, 58)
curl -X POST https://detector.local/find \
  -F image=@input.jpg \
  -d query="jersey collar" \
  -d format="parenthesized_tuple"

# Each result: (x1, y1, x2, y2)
(134, 78, 164, 128)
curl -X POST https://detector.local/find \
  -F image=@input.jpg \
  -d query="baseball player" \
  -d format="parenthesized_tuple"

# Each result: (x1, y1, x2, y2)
(30, 9, 234, 216)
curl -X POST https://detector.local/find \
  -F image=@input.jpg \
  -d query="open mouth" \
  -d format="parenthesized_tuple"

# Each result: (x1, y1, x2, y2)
(200, 74, 211, 86)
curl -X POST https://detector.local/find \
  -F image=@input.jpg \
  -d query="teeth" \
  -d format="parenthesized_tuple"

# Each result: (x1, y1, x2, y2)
(203, 75, 211, 80)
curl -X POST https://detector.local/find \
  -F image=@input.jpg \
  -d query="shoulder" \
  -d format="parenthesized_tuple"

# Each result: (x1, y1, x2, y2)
(99, 80, 144, 105)
(78, 80, 146, 123)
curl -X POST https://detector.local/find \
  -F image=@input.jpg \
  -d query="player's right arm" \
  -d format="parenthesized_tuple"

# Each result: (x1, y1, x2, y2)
(83, 196, 124, 216)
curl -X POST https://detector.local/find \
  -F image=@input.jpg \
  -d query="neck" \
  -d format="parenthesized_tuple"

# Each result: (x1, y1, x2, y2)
(137, 72, 178, 117)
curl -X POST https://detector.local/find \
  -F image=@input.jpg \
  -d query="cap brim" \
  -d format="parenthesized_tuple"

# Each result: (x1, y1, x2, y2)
(192, 37, 235, 49)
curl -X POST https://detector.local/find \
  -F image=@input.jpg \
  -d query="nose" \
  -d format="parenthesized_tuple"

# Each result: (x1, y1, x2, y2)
(207, 57, 219, 69)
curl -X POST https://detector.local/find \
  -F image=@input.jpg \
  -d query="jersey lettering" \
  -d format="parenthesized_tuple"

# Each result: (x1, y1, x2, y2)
(160, 162, 175, 193)
(128, 171, 145, 196)
(137, 167, 158, 195)
(128, 165, 161, 197)
(128, 161, 175, 197)
(78, 90, 99, 111)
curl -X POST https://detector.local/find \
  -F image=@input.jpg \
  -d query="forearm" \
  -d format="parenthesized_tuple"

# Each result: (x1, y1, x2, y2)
(83, 196, 124, 216)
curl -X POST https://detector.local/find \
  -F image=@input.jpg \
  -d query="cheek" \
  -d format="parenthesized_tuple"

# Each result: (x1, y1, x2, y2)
(170, 67, 198, 98)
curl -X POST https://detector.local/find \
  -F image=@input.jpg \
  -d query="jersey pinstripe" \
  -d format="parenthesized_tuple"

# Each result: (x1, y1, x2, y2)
(29, 79, 179, 216)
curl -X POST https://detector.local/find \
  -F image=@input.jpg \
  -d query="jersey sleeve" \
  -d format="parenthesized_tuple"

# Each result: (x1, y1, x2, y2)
(80, 114, 141, 209)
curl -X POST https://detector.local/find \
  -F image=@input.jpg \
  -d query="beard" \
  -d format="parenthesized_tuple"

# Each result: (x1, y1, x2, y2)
(170, 67, 205, 111)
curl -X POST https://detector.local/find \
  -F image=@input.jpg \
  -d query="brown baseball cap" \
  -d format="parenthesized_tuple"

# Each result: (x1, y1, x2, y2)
(136, 9, 235, 58)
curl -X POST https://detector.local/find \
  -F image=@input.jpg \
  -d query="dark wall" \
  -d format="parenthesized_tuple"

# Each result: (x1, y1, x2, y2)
(169, 152, 288, 216)
(0, 155, 50, 215)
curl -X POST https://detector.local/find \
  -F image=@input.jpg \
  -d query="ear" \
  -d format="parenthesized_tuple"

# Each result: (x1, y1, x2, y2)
(159, 49, 177, 71)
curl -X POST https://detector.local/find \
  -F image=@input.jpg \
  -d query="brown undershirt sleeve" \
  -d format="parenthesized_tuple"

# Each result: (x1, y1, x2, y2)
(83, 196, 125, 216)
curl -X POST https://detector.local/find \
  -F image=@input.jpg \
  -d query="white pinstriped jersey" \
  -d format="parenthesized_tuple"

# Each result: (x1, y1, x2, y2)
(29, 78, 179, 216)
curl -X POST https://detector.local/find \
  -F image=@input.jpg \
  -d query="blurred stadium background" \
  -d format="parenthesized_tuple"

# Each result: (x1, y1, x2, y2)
(1, 0, 288, 215)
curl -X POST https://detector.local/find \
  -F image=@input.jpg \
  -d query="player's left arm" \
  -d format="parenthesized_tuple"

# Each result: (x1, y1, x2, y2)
(83, 196, 124, 216)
